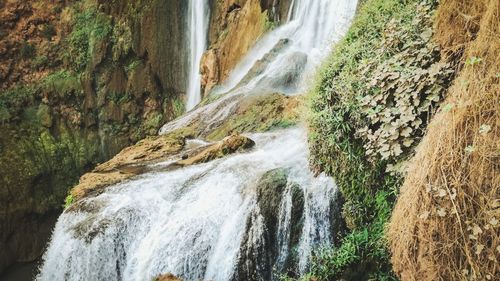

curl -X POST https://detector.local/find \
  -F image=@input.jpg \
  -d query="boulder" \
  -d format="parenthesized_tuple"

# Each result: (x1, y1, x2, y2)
(176, 134, 255, 166)
(70, 128, 192, 200)
(155, 273, 183, 281)
(233, 168, 305, 281)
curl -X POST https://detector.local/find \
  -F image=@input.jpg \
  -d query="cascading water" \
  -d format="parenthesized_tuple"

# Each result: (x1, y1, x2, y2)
(214, 0, 358, 96)
(159, 0, 358, 135)
(186, 0, 210, 111)
(37, 0, 358, 280)
(37, 129, 337, 281)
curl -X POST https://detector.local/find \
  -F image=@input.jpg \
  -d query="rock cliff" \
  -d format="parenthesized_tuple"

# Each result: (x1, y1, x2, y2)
(0, 0, 293, 273)
(0, 0, 187, 273)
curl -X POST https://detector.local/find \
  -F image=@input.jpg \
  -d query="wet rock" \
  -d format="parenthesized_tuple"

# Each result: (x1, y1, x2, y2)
(233, 168, 305, 281)
(155, 273, 183, 281)
(235, 38, 291, 89)
(71, 129, 193, 200)
(176, 134, 255, 166)
(256, 51, 308, 92)
(200, 49, 220, 96)
(203, 92, 299, 141)
(206, 0, 270, 86)
(282, 183, 305, 274)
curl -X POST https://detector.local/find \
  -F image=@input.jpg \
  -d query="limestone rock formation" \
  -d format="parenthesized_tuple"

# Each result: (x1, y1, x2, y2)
(70, 131, 255, 202)
(232, 168, 305, 280)
(202, 0, 293, 95)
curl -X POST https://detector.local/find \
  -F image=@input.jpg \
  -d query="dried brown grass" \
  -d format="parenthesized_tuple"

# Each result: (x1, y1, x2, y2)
(387, 0, 500, 280)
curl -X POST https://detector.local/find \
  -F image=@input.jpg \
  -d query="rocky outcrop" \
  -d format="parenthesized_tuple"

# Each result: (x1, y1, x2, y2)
(176, 134, 255, 166)
(155, 273, 183, 281)
(0, 0, 188, 273)
(232, 168, 304, 281)
(201, 0, 292, 96)
(70, 131, 255, 202)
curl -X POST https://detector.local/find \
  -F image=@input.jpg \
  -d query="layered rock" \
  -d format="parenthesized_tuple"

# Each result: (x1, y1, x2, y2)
(176, 134, 255, 166)
(201, 0, 293, 96)
(155, 273, 183, 281)
(70, 131, 255, 202)
(232, 169, 304, 280)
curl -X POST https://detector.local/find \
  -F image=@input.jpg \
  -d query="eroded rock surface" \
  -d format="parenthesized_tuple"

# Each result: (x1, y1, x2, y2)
(70, 132, 256, 202)
(233, 168, 305, 281)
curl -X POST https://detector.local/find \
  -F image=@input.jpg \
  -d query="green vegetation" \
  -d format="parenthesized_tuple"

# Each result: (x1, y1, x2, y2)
(0, 86, 37, 123)
(172, 98, 186, 117)
(41, 70, 82, 97)
(263, 12, 278, 31)
(41, 23, 57, 40)
(0, 121, 100, 215)
(125, 60, 141, 74)
(108, 91, 132, 104)
(206, 93, 298, 141)
(20, 41, 36, 59)
(32, 55, 49, 69)
(304, 0, 451, 279)
(66, 6, 112, 72)
(64, 194, 74, 209)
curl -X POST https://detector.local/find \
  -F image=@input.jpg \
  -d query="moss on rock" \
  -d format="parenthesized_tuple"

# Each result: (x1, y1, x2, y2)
(206, 92, 299, 141)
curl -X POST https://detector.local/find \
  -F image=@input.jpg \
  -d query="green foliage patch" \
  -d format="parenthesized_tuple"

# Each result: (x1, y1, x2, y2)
(41, 70, 82, 98)
(0, 122, 100, 214)
(66, 6, 112, 72)
(20, 41, 36, 59)
(303, 0, 451, 279)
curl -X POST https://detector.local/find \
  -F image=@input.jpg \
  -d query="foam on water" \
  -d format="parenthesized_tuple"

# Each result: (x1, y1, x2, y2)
(37, 129, 337, 281)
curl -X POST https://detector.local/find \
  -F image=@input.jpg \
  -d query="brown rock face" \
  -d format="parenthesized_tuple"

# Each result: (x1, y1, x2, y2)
(200, 49, 220, 98)
(155, 273, 183, 281)
(0, 0, 71, 90)
(201, 0, 292, 95)
(176, 134, 255, 166)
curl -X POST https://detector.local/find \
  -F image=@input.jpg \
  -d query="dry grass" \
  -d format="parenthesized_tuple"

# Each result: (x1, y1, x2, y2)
(387, 0, 499, 280)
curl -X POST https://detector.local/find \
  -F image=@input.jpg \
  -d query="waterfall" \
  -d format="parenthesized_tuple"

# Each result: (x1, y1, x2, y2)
(37, 0, 358, 280)
(186, 0, 210, 111)
(214, 0, 358, 96)
(37, 129, 338, 281)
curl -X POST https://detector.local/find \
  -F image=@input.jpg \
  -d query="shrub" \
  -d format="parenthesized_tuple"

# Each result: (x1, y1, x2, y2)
(32, 55, 49, 69)
(41, 70, 82, 98)
(66, 6, 112, 72)
(0, 86, 38, 122)
(0, 106, 11, 125)
(64, 194, 74, 209)
(41, 23, 57, 40)
(20, 41, 36, 59)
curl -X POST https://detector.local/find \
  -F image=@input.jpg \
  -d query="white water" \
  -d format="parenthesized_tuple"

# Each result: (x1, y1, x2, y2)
(214, 0, 358, 95)
(38, 0, 358, 280)
(186, 0, 210, 110)
(37, 129, 337, 281)
(159, 0, 357, 135)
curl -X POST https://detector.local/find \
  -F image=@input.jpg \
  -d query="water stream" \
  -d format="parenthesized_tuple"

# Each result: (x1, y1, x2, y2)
(37, 129, 336, 281)
(37, 0, 358, 280)
(186, 0, 210, 110)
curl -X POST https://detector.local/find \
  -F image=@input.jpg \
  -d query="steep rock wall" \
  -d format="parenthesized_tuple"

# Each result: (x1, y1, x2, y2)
(0, 0, 187, 273)
(201, 0, 292, 95)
